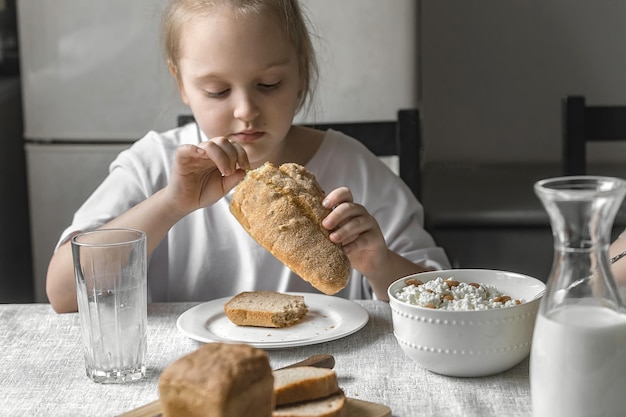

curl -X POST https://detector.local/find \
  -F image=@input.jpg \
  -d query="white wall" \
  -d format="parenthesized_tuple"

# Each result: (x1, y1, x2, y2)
(298, 0, 417, 123)
(420, 0, 626, 163)
(18, 0, 417, 141)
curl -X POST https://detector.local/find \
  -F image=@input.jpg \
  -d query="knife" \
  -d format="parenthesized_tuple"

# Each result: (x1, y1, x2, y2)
(117, 354, 335, 417)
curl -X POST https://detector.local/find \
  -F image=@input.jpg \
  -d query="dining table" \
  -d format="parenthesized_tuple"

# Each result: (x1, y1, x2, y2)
(0, 300, 534, 417)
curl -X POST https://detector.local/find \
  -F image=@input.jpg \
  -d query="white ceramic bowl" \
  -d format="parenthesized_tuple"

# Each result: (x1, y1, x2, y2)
(388, 269, 546, 377)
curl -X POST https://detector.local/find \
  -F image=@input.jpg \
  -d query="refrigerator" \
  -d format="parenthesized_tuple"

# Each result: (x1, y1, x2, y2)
(0, 77, 33, 303)
(17, 0, 419, 302)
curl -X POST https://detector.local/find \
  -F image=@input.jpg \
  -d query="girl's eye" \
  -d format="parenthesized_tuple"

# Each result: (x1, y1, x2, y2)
(205, 89, 230, 98)
(259, 81, 281, 90)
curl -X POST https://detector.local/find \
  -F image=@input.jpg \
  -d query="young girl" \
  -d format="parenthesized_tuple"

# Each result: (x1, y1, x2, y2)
(46, 0, 450, 313)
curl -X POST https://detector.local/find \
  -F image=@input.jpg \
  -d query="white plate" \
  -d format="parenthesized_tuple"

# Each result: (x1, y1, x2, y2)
(176, 292, 369, 349)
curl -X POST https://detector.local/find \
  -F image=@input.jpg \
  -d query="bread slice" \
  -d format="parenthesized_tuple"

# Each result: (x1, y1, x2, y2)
(224, 291, 308, 328)
(273, 391, 347, 417)
(159, 343, 274, 417)
(229, 162, 351, 295)
(274, 366, 340, 406)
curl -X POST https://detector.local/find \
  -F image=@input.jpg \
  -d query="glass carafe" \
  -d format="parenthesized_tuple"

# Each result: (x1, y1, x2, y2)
(531, 176, 626, 417)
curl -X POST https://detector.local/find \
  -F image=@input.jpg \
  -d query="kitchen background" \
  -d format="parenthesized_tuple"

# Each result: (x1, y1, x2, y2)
(2, 0, 626, 303)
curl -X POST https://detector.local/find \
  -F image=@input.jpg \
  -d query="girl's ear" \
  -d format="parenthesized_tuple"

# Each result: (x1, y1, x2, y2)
(168, 59, 190, 105)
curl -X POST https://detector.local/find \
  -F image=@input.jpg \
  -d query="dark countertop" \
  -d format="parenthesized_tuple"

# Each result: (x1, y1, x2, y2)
(0, 77, 20, 101)
(422, 162, 626, 228)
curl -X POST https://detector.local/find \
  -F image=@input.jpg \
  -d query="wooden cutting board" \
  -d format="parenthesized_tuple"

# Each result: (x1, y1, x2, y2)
(346, 397, 392, 417)
(118, 397, 391, 417)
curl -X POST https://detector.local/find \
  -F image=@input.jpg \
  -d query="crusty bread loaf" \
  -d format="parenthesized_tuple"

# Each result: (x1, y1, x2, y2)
(224, 291, 308, 328)
(274, 366, 340, 406)
(158, 343, 274, 417)
(229, 162, 351, 295)
(273, 391, 347, 417)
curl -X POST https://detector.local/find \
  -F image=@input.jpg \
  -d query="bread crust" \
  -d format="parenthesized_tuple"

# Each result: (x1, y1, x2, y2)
(230, 162, 351, 295)
(159, 343, 274, 417)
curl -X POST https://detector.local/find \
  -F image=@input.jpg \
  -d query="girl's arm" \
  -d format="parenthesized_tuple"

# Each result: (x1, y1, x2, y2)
(46, 139, 249, 313)
(46, 189, 185, 313)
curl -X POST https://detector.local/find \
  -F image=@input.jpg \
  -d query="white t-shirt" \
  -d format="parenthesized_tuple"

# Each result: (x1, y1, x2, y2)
(58, 123, 450, 301)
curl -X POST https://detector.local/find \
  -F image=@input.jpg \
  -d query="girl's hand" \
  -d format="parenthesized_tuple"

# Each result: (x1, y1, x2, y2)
(321, 186, 388, 274)
(167, 136, 250, 216)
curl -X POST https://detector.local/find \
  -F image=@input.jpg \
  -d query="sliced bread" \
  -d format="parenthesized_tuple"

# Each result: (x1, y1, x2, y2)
(224, 291, 308, 328)
(274, 366, 340, 406)
(273, 391, 347, 417)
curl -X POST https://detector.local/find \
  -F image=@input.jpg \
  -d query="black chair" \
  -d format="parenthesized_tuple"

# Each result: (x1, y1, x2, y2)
(178, 109, 423, 199)
(562, 95, 626, 176)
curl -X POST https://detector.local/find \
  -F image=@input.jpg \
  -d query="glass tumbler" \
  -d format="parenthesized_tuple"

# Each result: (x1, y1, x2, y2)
(71, 228, 147, 384)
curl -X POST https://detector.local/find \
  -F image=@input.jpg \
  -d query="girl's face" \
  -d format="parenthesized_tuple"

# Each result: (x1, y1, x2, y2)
(174, 7, 303, 166)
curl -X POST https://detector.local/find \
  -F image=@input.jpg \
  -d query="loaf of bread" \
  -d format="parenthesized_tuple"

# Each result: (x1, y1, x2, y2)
(273, 391, 347, 417)
(273, 366, 340, 406)
(224, 291, 308, 328)
(158, 343, 274, 417)
(229, 162, 351, 295)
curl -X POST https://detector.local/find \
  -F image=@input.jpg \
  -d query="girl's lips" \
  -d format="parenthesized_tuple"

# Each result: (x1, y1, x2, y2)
(230, 131, 264, 143)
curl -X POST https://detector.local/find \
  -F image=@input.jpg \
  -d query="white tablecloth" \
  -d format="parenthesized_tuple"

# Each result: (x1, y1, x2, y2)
(0, 301, 532, 417)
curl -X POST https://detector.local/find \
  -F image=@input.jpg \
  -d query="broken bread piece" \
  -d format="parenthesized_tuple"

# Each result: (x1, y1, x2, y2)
(229, 162, 351, 295)
(224, 291, 308, 328)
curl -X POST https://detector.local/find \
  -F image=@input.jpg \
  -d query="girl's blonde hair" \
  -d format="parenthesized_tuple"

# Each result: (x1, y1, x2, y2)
(162, 0, 318, 113)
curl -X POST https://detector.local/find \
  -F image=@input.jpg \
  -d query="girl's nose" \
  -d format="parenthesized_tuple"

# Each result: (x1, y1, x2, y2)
(233, 91, 260, 122)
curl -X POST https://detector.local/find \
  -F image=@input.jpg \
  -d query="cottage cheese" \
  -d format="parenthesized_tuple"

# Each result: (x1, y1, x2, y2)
(394, 277, 522, 310)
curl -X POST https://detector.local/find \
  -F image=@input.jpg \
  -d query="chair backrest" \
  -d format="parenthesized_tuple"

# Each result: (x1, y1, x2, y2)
(562, 95, 626, 175)
(177, 108, 423, 199)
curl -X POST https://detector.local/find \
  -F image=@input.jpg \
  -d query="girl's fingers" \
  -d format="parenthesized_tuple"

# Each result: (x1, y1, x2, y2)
(322, 187, 354, 229)
(231, 140, 250, 172)
(322, 186, 352, 210)
(329, 209, 370, 244)
(174, 144, 212, 172)
(198, 137, 249, 175)
(322, 199, 361, 230)
(221, 169, 247, 193)
(204, 137, 237, 175)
